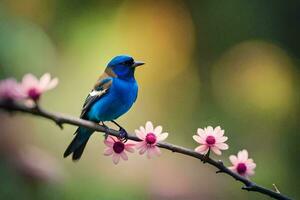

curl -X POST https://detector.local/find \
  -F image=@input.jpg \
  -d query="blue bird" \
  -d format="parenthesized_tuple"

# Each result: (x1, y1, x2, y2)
(64, 55, 144, 160)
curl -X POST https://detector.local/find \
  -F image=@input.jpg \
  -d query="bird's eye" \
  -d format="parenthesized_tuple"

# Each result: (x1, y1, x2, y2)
(122, 60, 134, 66)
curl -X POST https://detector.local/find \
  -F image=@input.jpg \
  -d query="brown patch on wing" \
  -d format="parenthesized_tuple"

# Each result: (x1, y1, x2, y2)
(94, 67, 116, 89)
(105, 67, 117, 78)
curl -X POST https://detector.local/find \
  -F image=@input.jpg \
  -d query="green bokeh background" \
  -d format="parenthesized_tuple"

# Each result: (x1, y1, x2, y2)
(0, 0, 299, 199)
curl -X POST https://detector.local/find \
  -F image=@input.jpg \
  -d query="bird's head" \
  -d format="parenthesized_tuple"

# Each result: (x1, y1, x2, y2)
(105, 55, 144, 80)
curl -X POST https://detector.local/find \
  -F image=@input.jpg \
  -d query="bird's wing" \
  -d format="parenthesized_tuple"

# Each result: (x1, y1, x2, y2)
(80, 76, 113, 119)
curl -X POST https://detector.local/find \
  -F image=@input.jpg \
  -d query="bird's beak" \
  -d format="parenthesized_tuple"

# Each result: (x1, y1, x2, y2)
(132, 61, 145, 68)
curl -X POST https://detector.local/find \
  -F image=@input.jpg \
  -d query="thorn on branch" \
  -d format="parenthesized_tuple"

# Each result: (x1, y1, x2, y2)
(216, 160, 226, 173)
(170, 145, 176, 152)
(242, 183, 255, 191)
(54, 118, 64, 129)
(242, 186, 251, 191)
(272, 184, 280, 193)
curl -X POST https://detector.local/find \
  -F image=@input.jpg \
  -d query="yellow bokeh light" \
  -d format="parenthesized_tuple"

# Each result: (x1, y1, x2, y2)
(212, 40, 296, 118)
(114, 0, 196, 83)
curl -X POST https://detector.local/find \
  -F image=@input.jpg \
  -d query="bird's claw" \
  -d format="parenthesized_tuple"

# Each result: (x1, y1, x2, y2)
(118, 128, 128, 143)
(110, 120, 128, 142)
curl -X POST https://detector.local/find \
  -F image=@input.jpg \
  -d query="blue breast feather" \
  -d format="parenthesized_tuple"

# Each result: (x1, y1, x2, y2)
(87, 78, 138, 122)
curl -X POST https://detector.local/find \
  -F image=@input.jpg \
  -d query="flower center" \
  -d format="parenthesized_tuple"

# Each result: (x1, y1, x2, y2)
(145, 133, 156, 145)
(206, 135, 216, 145)
(28, 88, 40, 101)
(113, 141, 125, 154)
(237, 163, 247, 174)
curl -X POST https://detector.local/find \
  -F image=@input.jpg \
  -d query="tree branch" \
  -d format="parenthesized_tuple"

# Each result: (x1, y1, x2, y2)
(0, 101, 292, 200)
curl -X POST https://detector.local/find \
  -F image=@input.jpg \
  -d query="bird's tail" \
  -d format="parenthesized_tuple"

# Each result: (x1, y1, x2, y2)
(63, 127, 93, 161)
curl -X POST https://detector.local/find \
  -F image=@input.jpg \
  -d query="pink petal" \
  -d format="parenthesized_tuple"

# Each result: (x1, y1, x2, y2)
(24, 99, 35, 107)
(154, 125, 162, 135)
(125, 146, 135, 153)
(214, 143, 229, 150)
(214, 126, 225, 137)
(197, 128, 206, 138)
(146, 148, 153, 158)
(139, 145, 148, 155)
(157, 132, 168, 141)
(229, 155, 238, 165)
(125, 147, 135, 153)
(147, 147, 160, 159)
(120, 152, 128, 160)
(107, 136, 116, 142)
(216, 130, 225, 137)
(214, 126, 221, 134)
(135, 129, 146, 140)
(46, 77, 58, 90)
(0, 78, 24, 99)
(145, 121, 154, 133)
(22, 74, 39, 91)
(104, 148, 113, 156)
(195, 145, 209, 154)
(211, 146, 222, 155)
(125, 142, 137, 149)
(125, 141, 137, 146)
(228, 166, 236, 172)
(216, 136, 228, 143)
(104, 138, 114, 147)
(193, 135, 205, 144)
(246, 158, 254, 164)
(153, 146, 161, 156)
(206, 126, 214, 135)
(140, 126, 146, 134)
(246, 170, 255, 176)
(39, 73, 51, 89)
(112, 154, 120, 164)
(247, 162, 256, 170)
(238, 149, 248, 162)
(135, 141, 146, 149)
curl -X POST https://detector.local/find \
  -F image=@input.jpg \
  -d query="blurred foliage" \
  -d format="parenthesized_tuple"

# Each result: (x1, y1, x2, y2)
(0, 0, 299, 199)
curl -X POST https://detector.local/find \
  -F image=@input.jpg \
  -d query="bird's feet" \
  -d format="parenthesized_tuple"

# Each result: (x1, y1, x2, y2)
(100, 122, 110, 139)
(118, 127, 128, 143)
(111, 120, 128, 142)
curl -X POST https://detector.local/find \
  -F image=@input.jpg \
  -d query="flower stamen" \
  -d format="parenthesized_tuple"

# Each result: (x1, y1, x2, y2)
(237, 163, 247, 174)
(113, 141, 125, 154)
(206, 135, 216, 145)
(28, 88, 40, 101)
(145, 133, 156, 145)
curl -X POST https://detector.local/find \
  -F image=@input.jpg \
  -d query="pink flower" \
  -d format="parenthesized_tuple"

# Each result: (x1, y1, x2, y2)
(135, 121, 168, 158)
(228, 149, 256, 177)
(21, 73, 58, 101)
(103, 136, 135, 164)
(0, 78, 25, 101)
(193, 126, 228, 155)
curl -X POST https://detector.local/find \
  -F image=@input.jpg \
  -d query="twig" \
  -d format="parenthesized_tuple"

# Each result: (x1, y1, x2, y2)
(273, 184, 281, 193)
(0, 101, 293, 200)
